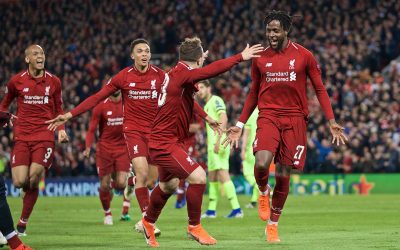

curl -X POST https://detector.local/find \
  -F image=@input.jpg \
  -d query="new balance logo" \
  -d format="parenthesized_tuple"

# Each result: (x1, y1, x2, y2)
(129, 82, 136, 87)
(23, 88, 29, 92)
(265, 63, 272, 67)
(107, 111, 112, 115)
(294, 160, 300, 166)
(133, 145, 138, 154)
(290, 72, 297, 81)
(186, 156, 194, 166)
(289, 59, 295, 70)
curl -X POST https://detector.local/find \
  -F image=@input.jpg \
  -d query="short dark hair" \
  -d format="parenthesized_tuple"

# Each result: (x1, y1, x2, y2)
(179, 37, 203, 62)
(198, 79, 211, 87)
(264, 10, 293, 32)
(130, 38, 150, 53)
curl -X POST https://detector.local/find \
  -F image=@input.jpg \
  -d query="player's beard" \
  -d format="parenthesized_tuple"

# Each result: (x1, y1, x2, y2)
(269, 37, 285, 51)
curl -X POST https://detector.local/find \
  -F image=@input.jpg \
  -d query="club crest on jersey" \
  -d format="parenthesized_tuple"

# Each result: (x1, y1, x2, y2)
(186, 156, 194, 166)
(129, 82, 136, 87)
(253, 138, 258, 148)
(265, 63, 272, 67)
(23, 88, 29, 92)
(289, 59, 295, 70)
(45, 86, 50, 96)
(107, 111, 112, 115)
(150, 80, 156, 90)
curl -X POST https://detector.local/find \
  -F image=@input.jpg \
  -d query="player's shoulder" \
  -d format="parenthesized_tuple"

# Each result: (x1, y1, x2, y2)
(291, 42, 313, 57)
(119, 66, 133, 75)
(251, 47, 272, 65)
(167, 62, 188, 78)
(149, 64, 164, 73)
(44, 70, 62, 84)
(10, 70, 28, 82)
(149, 64, 166, 79)
(212, 95, 225, 104)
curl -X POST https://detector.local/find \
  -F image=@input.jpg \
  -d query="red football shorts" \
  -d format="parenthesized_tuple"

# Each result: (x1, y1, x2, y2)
(254, 115, 308, 170)
(11, 140, 55, 169)
(149, 143, 200, 182)
(96, 144, 130, 177)
(124, 131, 150, 160)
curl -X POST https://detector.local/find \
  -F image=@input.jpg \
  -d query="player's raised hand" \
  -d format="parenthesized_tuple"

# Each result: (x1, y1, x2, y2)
(203, 50, 209, 59)
(83, 148, 90, 158)
(222, 126, 243, 149)
(328, 120, 348, 146)
(0, 111, 17, 128)
(205, 116, 222, 136)
(58, 129, 70, 143)
(46, 112, 73, 131)
(241, 44, 264, 60)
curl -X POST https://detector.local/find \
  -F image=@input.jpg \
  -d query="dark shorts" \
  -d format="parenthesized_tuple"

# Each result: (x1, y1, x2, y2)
(149, 143, 200, 182)
(11, 140, 55, 169)
(96, 144, 130, 177)
(254, 115, 307, 170)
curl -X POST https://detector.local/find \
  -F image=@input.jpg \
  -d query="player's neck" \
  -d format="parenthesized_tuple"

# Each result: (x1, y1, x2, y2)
(28, 67, 44, 78)
(134, 63, 149, 73)
(275, 38, 289, 52)
(184, 61, 199, 69)
(205, 93, 212, 102)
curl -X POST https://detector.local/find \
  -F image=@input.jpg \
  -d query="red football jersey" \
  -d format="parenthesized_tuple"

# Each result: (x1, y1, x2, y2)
(177, 101, 207, 142)
(150, 54, 243, 149)
(239, 40, 334, 123)
(71, 65, 165, 137)
(0, 70, 64, 141)
(86, 98, 125, 150)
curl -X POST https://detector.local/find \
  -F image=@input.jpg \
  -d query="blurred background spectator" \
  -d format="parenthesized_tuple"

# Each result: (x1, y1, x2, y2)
(0, 0, 399, 177)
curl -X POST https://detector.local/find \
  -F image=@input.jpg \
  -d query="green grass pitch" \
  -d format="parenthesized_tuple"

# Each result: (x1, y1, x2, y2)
(6, 194, 400, 249)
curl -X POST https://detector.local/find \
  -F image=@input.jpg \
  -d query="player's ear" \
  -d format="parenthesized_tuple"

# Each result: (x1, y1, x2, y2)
(25, 56, 30, 64)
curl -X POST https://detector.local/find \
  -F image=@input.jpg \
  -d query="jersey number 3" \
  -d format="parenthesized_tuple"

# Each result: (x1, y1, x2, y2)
(158, 73, 170, 107)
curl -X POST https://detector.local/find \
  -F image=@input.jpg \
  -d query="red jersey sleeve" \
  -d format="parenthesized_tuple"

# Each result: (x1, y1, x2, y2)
(0, 78, 17, 112)
(238, 59, 260, 123)
(193, 101, 207, 119)
(306, 52, 335, 120)
(182, 54, 243, 84)
(70, 74, 121, 117)
(85, 104, 102, 149)
(53, 77, 66, 130)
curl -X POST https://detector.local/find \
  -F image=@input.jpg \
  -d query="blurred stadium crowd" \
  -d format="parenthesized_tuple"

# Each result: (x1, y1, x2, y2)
(0, 0, 399, 177)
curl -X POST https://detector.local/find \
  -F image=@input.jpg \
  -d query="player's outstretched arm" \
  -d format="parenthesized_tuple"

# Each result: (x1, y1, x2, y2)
(222, 125, 242, 149)
(328, 120, 348, 146)
(185, 44, 264, 83)
(205, 116, 222, 136)
(46, 112, 73, 131)
(240, 127, 250, 161)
